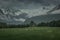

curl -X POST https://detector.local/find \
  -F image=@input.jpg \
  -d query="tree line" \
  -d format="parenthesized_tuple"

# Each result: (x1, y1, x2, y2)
(0, 20, 60, 28)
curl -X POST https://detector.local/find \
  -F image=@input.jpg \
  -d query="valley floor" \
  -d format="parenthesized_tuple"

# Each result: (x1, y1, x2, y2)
(0, 27, 60, 40)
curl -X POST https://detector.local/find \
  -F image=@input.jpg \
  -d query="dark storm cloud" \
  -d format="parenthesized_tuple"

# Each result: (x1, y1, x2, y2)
(0, 0, 60, 24)
(0, 0, 60, 7)
(47, 4, 60, 14)
(17, 0, 44, 3)
(0, 0, 60, 9)
(17, 0, 60, 5)
(0, 0, 60, 16)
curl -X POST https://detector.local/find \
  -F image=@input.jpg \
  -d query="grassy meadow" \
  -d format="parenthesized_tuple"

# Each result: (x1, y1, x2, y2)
(0, 27, 60, 40)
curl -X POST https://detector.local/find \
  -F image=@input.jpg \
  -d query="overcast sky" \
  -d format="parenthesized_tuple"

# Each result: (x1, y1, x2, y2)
(0, 0, 60, 23)
(0, 0, 60, 16)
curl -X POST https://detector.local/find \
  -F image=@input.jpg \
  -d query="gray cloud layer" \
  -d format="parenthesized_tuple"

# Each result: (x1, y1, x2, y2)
(0, 0, 60, 24)
(0, 0, 60, 8)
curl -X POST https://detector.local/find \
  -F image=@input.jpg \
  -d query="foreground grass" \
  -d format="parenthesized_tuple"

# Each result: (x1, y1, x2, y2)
(0, 27, 60, 40)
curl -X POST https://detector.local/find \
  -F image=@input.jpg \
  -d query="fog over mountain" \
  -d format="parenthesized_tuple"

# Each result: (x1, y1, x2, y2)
(25, 14, 60, 24)
(0, 0, 60, 24)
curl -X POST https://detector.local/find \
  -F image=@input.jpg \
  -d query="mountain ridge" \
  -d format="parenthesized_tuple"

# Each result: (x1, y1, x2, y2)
(24, 14, 60, 24)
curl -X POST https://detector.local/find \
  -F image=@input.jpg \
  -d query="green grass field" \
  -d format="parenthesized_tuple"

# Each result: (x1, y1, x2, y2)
(0, 27, 60, 40)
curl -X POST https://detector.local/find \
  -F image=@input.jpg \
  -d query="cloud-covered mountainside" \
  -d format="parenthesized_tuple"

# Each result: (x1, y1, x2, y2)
(0, 0, 60, 24)
(25, 14, 60, 24)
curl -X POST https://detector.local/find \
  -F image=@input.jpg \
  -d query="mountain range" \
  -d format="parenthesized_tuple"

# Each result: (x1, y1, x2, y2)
(24, 14, 60, 24)
(0, 8, 60, 25)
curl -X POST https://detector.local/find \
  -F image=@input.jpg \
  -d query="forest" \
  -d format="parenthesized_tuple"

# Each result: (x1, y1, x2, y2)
(0, 20, 60, 28)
